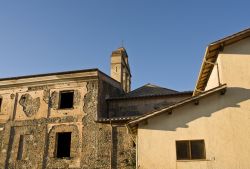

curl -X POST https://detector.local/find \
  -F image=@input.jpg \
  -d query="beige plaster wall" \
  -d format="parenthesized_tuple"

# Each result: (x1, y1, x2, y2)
(137, 89, 250, 169)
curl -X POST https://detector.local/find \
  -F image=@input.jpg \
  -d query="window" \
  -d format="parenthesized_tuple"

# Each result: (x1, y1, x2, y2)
(55, 132, 72, 158)
(0, 98, 2, 112)
(59, 91, 74, 109)
(176, 140, 205, 160)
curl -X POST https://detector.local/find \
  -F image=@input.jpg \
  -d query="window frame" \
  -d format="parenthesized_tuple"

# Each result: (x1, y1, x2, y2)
(58, 90, 74, 110)
(176, 139, 206, 161)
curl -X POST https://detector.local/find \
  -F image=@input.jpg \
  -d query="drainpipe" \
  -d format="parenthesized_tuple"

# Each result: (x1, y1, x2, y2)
(136, 136, 138, 169)
(110, 120, 112, 169)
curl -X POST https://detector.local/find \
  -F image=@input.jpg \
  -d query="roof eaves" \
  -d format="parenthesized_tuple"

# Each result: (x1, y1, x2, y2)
(0, 68, 99, 82)
(96, 116, 138, 123)
(194, 28, 250, 96)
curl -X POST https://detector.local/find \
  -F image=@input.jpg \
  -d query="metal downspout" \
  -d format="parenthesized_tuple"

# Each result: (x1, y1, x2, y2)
(110, 120, 112, 169)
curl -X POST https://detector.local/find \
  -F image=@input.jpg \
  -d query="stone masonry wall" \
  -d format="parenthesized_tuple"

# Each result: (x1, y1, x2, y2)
(98, 78, 136, 169)
(81, 81, 112, 168)
(0, 72, 140, 169)
(112, 125, 136, 169)
(0, 78, 123, 169)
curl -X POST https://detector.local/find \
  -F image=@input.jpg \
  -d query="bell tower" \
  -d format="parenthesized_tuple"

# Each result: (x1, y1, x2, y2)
(110, 47, 131, 93)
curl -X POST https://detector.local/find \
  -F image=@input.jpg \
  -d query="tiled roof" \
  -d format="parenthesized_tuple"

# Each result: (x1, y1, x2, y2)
(107, 84, 192, 100)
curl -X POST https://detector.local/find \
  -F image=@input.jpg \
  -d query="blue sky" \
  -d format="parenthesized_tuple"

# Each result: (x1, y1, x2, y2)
(0, 1, 249, 91)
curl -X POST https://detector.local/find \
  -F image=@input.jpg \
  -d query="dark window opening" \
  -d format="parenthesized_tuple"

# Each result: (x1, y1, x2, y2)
(56, 132, 72, 158)
(59, 91, 74, 109)
(17, 135, 24, 160)
(176, 140, 205, 160)
(0, 98, 2, 112)
(176, 141, 189, 160)
(191, 140, 205, 159)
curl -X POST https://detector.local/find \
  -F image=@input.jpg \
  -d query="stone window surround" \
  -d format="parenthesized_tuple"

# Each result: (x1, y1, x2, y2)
(50, 89, 81, 111)
(48, 124, 80, 160)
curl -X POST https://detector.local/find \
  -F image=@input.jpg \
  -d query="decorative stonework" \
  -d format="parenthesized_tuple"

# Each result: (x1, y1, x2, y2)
(19, 94, 40, 117)
(47, 124, 80, 168)
(27, 86, 51, 105)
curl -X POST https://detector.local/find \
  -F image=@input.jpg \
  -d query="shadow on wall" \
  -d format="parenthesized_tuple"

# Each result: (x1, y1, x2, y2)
(140, 87, 250, 131)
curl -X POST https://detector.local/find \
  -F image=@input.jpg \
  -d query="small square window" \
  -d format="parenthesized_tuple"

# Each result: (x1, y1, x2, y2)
(176, 140, 205, 160)
(55, 132, 72, 158)
(59, 91, 74, 109)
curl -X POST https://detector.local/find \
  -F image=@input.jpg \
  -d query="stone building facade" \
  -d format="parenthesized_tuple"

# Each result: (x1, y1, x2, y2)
(0, 47, 192, 169)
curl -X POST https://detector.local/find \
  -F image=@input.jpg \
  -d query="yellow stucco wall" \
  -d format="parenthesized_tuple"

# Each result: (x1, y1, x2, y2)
(137, 37, 250, 169)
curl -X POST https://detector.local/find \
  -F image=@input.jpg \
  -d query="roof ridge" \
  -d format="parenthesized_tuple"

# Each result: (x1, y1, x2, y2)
(127, 83, 152, 94)
(145, 83, 178, 92)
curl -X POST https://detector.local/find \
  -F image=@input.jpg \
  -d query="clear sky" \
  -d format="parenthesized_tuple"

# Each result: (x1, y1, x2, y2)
(0, 1, 249, 91)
